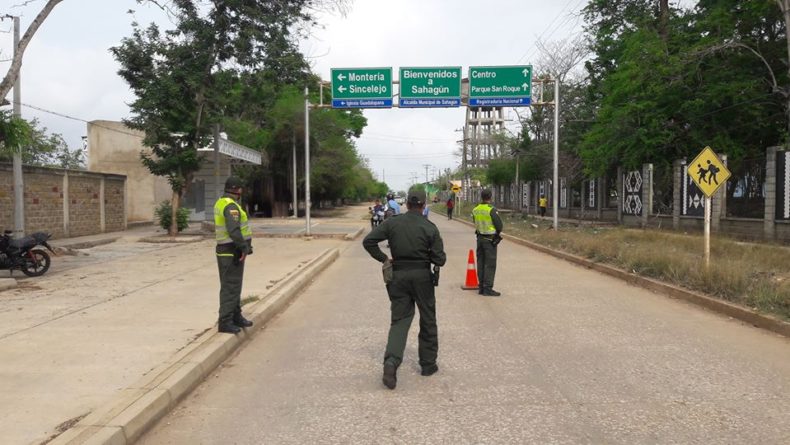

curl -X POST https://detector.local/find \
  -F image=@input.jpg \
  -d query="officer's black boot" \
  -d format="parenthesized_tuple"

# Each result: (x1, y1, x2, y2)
(382, 362, 398, 390)
(233, 313, 253, 328)
(483, 289, 501, 297)
(421, 364, 438, 376)
(218, 318, 241, 334)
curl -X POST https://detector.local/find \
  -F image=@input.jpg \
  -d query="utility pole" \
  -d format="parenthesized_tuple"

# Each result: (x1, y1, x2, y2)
(304, 87, 311, 236)
(423, 164, 430, 184)
(12, 16, 24, 238)
(552, 78, 560, 231)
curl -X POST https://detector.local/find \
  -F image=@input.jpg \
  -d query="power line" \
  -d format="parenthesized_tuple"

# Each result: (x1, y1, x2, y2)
(364, 132, 455, 142)
(20, 102, 145, 140)
(516, 0, 586, 64)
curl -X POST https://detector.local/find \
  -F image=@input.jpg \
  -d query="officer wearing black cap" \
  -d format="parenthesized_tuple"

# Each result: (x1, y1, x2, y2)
(214, 176, 254, 334)
(363, 187, 446, 390)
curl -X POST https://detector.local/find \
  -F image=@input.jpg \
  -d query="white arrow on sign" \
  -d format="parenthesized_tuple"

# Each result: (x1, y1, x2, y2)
(522, 68, 529, 76)
(337, 73, 346, 81)
(522, 83, 529, 90)
(338, 86, 347, 93)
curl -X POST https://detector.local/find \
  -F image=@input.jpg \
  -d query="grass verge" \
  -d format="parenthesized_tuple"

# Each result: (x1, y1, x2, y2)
(431, 203, 790, 321)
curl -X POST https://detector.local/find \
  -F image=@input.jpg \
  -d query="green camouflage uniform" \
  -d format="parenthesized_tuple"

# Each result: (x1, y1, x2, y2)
(363, 210, 446, 369)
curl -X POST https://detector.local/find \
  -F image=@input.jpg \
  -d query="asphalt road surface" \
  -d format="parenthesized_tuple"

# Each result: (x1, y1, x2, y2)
(141, 213, 790, 444)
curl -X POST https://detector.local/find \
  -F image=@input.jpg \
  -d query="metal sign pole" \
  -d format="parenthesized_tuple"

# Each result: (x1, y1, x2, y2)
(704, 196, 711, 268)
(304, 87, 312, 236)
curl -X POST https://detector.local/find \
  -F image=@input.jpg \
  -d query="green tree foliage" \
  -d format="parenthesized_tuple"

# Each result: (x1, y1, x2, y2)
(486, 158, 516, 186)
(578, 0, 787, 180)
(0, 114, 84, 169)
(0, 111, 32, 157)
(111, 0, 342, 233)
(154, 200, 190, 232)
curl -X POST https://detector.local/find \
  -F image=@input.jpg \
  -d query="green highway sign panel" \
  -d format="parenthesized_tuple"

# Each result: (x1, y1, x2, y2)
(468, 65, 532, 106)
(331, 67, 392, 108)
(399, 66, 462, 108)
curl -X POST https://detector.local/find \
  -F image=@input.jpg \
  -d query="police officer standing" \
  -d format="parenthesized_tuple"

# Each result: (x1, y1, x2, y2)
(472, 189, 504, 297)
(363, 188, 446, 390)
(214, 176, 254, 334)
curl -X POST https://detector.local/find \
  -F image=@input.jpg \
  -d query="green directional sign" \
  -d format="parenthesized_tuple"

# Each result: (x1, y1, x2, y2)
(331, 67, 392, 108)
(399, 66, 462, 108)
(468, 65, 532, 107)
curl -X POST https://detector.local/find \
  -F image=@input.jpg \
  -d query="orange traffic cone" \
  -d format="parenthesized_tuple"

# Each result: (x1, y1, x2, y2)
(461, 249, 479, 290)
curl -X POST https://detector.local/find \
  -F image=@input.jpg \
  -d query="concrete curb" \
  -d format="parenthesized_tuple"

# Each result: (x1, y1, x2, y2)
(345, 226, 365, 241)
(50, 247, 341, 445)
(253, 231, 360, 240)
(453, 218, 790, 338)
(137, 235, 205, 244)
(51, 237, 120, 251)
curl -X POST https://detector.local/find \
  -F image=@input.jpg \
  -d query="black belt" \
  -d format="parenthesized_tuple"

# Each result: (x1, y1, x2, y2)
(392, 261, 430, 271)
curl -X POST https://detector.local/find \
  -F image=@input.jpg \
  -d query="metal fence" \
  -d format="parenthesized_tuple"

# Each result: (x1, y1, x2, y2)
(726, 156, 765, 219)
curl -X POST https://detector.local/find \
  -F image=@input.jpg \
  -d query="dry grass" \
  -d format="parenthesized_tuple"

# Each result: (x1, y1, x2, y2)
(431, 203, 790, 321)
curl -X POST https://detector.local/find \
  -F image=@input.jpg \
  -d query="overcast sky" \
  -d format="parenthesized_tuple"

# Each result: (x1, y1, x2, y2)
(1, 0, 694, 193)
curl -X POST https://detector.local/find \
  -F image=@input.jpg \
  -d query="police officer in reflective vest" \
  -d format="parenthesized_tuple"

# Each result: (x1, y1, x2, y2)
(363, 188, 446, 390)
(214, 176, 254, 334)
(472, 189, 504, 296)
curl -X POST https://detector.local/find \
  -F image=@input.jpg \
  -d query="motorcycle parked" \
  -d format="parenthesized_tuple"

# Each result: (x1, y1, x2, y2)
(0, 230, 55, 277)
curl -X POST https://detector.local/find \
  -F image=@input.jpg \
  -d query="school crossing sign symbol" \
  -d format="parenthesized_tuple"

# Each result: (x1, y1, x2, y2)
(687, 146, 731, 197)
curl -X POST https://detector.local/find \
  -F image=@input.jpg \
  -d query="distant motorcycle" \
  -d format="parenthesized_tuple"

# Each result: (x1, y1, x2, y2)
(369, 206, 385, 228)
(0, 230, 55, 277)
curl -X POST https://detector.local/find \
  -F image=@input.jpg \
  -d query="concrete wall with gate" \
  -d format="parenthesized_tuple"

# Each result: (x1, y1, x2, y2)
(0, 163, 126, 238)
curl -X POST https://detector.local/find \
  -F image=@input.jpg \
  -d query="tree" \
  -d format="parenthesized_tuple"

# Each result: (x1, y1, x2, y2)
(111, 0, 341, 234)
(0, 0, 64, 103)
(0, 114, 83, 168)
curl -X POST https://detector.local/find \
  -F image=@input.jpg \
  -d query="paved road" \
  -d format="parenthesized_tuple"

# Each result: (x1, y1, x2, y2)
(142, 214, 790, 444)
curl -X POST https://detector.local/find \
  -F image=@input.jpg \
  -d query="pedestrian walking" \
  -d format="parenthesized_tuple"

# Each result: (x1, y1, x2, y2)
(214, 176, 254, 334)
(697, 163, 708, 184)
(363, 188, 447, 390)
(446, 196, 454, 220)
(472, 189, 503, 297)
(706, 160, 720, 185)
(538, 194, 548, 217)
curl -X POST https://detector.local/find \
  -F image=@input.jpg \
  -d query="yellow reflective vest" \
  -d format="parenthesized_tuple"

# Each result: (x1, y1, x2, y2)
(214, 196, 252, 246)
(472, 203, 496, 235)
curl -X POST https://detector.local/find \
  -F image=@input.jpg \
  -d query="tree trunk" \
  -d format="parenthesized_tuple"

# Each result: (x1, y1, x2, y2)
(169, 190, 180, 237)
(0, 0, 64, 101)
(659, 0, 670, 42)
(781, 0, 790, 137)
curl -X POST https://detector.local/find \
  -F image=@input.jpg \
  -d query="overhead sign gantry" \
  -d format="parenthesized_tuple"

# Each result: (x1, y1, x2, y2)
(330, 67, 393, 108)
(399, 66, 462, 108)
(329, 65, 533, 109)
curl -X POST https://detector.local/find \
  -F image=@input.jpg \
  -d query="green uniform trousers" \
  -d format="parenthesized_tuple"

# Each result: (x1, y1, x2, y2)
(217, 255, 245, 322)
(384, 268, 438, 368)
(476, 236, 497, 291)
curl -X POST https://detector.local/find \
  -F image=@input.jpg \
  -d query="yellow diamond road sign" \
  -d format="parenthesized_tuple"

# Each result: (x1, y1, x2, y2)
(451, 185, 461, 193)
(687, 146, 731, 197)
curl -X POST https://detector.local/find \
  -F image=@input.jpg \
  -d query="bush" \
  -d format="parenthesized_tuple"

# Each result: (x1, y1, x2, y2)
(155, 200, 190, 232)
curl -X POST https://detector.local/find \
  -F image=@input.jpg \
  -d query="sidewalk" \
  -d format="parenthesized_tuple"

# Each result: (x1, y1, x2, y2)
(0, 214, 363, 445)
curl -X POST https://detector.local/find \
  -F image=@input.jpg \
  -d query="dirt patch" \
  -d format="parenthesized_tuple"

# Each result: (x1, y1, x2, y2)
(39, 412, 89, 444)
